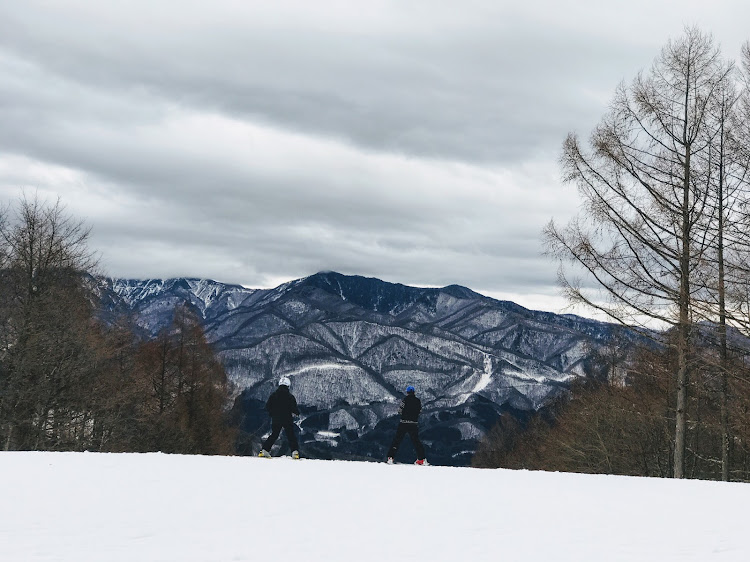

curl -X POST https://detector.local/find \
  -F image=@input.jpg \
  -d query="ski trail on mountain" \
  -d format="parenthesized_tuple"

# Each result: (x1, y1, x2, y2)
(472, 352, 493, 393)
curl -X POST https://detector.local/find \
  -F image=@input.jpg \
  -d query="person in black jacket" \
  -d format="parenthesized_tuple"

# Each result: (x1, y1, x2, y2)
(387, 385, 428, 465)
(259, 376, 301, 459)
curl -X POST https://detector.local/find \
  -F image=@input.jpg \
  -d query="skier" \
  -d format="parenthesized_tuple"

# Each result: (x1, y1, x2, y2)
(258, 376, 301, 459)
(387, 385, 428, 465)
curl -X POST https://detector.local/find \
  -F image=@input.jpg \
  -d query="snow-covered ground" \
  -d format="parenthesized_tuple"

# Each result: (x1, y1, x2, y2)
(2, 451, 749, 561)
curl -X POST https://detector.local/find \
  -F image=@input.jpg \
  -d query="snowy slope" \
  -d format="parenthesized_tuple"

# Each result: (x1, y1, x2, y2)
(2, 451, 748, 561)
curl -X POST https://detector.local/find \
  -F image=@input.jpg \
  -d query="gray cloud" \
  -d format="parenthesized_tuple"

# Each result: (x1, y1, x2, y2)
(0, 1, 748, 313)
(0, 2, 653, 163)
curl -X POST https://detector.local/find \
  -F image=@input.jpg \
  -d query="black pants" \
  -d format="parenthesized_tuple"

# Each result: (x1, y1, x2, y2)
(262, 418, 299, 452)
(388, 422, 425, 460)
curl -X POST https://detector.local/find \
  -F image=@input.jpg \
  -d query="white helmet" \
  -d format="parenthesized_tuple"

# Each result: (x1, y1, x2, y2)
(278, 376, 291, 387)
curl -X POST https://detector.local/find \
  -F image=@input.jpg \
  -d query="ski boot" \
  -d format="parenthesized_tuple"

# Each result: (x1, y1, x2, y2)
(387, 457, 394, 465)
(292, 450, 300, 460)
(415, 459, 429, 466)
(258, 449, 271, 458)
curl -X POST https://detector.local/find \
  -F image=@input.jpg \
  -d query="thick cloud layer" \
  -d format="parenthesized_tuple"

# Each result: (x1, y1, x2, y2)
(0, 1, 748, 312)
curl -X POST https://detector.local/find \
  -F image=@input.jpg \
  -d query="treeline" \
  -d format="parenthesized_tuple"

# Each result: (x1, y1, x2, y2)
(476, 28, 750, 480)
(474, 334, 750, 480)
(0, 195, 233, 454)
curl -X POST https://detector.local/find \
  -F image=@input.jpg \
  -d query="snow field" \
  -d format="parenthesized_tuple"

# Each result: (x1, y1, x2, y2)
(1, 451, 749, 561)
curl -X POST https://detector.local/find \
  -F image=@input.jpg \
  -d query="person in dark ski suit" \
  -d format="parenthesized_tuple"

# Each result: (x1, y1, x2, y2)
(387, 385, 427, 465)
(259, 376, 300, 459)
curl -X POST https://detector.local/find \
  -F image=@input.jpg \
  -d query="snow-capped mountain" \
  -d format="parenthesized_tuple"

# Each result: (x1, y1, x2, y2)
(103, 271, 629, 465)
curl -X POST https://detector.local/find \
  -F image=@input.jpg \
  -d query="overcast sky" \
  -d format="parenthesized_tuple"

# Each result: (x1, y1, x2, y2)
(1, 1, 749, 313)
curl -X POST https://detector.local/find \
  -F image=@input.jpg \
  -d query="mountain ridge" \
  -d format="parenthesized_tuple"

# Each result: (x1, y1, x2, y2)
(102, 271, 627, 465)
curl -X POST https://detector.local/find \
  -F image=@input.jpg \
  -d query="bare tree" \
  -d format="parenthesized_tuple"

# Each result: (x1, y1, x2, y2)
(131, 304, 233, 454)
(0, 195, 233, 455)
(688, 40, 750, 481)
(699, 65, 750, 480)
(0, 194, 99, 450)
(544, 28, 731, 478)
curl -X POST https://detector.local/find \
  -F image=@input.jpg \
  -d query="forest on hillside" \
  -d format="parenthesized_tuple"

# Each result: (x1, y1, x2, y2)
(474, 336, 750, 480)
(478, 29, 750, 481)
(0, 195, 233, 454)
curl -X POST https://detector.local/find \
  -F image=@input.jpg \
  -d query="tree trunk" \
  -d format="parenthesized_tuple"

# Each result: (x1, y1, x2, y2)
(3, 423, 13, 451)
(674, 115, 692, 479)
(674, 320, 689, 478)
(717, 102, 730, 482)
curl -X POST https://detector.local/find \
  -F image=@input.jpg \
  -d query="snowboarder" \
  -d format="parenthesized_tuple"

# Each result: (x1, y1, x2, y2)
(387, 385, 428, 465)
(258, 376, 301, 459)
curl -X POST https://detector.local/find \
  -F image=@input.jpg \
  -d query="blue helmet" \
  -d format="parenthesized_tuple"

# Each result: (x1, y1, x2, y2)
(406, 385, 415, 394)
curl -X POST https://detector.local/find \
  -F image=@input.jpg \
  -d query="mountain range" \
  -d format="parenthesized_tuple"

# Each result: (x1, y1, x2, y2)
(101, 271, 628, 465)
